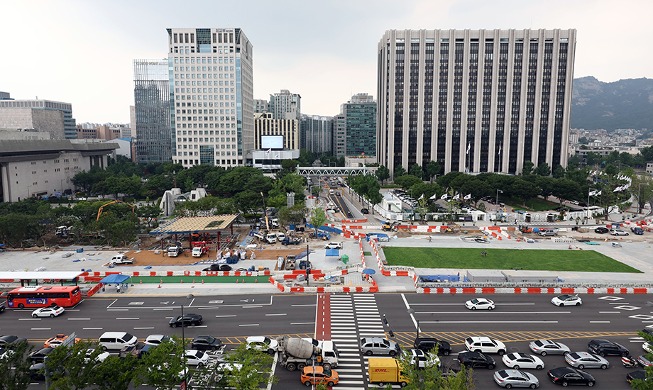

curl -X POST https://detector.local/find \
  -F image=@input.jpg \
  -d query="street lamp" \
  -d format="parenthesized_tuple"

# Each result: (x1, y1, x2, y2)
(638, 183, 643, 215)
(407, 308, 420, 340)
(495, 189, 503, 208)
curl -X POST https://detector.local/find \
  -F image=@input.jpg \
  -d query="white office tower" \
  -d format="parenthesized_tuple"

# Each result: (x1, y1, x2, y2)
(167, 28, 254, 168)
(377, 29, 576, 176)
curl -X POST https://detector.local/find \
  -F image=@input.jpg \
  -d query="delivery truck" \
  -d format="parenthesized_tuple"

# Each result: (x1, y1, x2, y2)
(367, 357, 409, 387)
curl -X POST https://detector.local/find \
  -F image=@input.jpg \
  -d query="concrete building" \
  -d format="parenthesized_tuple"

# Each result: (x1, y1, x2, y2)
(0, 92, 10, 100)
(0, 128, 51, 141)
(0, 107, 64, 139)
(167, 27, 254, 169)
(0, 140, 117, 202)
(377, 29, 576, 177)
(0, 99, 77, 139)
(133, 59, 173, 163)
(300, 114, 334, 155)
(269, 89, 301, 120)
(254, 99, 269, 114)
(254, 112, 299, 150)
(335, 93, 376, 157)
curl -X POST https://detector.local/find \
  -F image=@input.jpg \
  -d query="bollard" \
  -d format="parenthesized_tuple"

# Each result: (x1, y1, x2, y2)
(157, 283, 161, 288)
(202, 279, 204, 284)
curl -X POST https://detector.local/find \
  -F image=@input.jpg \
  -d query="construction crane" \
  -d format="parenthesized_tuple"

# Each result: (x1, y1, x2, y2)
(96, 200, 136, 221)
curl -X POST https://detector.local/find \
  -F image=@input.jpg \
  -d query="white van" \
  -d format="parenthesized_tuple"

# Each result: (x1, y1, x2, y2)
(265, 233, 277, 244)
(98, 332, 138, 351)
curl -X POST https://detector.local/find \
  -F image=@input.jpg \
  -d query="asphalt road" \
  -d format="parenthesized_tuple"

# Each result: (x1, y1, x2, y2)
(3, 292, 651, 389)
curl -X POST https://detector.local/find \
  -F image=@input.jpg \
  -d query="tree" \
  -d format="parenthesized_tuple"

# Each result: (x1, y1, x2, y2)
(408, 163, 423, 178)
(535, 162, 551, 176)
(216, 344, 276, 389)
(0, 340, 33, 390)
(92, 354, 138, 390)
(310, 208, 327, 232)
(395, 345, 475, 390)
(630, 329, 653, 389)
(133, 338, 185, 390)
(394, 165, 407, 178)
(394, 175, 423, 190)
(46, 341, 104, 390)
(376, 165, 390, 184)
(277, 204, 307, 226)
(424, 161, 441, 182)
(521, 161, 535, 176)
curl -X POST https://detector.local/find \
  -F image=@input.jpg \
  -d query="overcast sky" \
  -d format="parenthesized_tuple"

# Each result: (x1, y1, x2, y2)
(2, 0, 651, 123)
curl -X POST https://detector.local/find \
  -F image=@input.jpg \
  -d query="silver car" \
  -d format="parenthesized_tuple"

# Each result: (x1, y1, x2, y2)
(360, 337, 399, 356)
(493, 369, 539, 389)
(528, 339, 570, 356)
(565, 351, 609, 369)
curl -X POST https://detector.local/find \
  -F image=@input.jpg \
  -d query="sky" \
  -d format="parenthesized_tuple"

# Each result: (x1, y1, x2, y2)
(2, 0, 652, 123)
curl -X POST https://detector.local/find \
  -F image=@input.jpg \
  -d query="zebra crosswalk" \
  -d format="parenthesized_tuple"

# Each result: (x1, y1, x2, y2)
(329, 293, 404, 389)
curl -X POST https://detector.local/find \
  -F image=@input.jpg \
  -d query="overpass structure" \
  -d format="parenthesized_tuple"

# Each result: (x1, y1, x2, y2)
(295, 166, 377, 177)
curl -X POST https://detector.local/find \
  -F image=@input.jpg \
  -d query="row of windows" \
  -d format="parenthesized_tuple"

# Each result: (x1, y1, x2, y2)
(177, 142, 235, 149)
(176, 122, 237, 130)
(177, 159, 239, 166)
(177, 150, 237, 157)
(173, 57, 235, 65)
(175, 73, 233, 80)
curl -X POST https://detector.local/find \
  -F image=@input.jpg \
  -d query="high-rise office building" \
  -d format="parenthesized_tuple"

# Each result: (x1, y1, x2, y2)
(0, 99, 76, 139)
(254, 99, 269, 114)
(269, 89, 301, 120)
(377, 29, 576, 176)
(300, 114, 333, 155)
(167, 28, 254, 168)
(334, 93, 376, 157)
(133, 59, 173, 163)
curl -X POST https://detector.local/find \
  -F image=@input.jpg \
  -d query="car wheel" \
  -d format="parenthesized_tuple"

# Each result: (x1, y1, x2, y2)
(474, 349, 482, 354)
(303, 381, 311, 387)
(622, 351, 629, 357)
(578, 364, 584, 369)
(50, 314, 54, 318)
(297, 363, 306, 370)
(600, 364, 607, 369)
(327, 382, 334, 387)
(530, 384, 537, 389)
(18, 303, 24, 309)
(378, 382, 385, 387)
(400, 382, 407, 387)
(587, 381, 594, 387)
(505, 385, 512, 389)
(576, 302, 581, 306)
(32, 314, 38, 318)
(471, 306, 476, 310)
(489, 306, 494, 310)
(562, 382, 568, 387)
(365, 350, 373, 356)
(488, 364, 495, 370)
(513, 365, 519, 369)
(540, 351, 547, 356)
(443, 350, 450, 356)
(389, 350, 397, 357)
(498, 350, 505, 356)
(559, 303, 564, 307)
(536, 365, 542, 370)
(267, 349, 275, 355)
(286, 363, 296, 371)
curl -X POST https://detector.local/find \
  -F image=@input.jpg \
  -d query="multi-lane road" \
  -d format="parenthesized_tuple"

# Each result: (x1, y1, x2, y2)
(2, 293, 651, 389)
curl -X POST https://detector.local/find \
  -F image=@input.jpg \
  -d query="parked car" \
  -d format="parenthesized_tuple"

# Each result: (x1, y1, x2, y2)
(402, 348, 440, 369)
(32, 306, 65, 318)
(0, 335, 27, 348)
(643, 341, 653, 354)
(184, 350, 210, 367)
(529, 340, 571, 356)
(360, 337, 400, 356)
(44, 333, 80, 348)
(636, 354, 653, 367)
(144, 335, 172, 346)
(465, 297, 495, 310)
(457, 351, 496, 369)
(191, 335, 223, 351)
(465, 336, 507, 355)
(169, 313, 203, 327)
(551, 294, 582, 307)
(594, 227, 609, 234)
(413, 337, 452, 356)
(324, 242, 343, 249)
(610, 229, 629, 236)
(245, 336, 278, 354)
(626, 369, 647, 384)
(361, 208, 369, 214)
(547, 367, 595, 387)
(587, 339, 629, 357)
(631, 226, 644, 235)
(565, 352, 609, 369)
(281, 237, 301, 245)
(493, 369, 540, 389)
(84, 349, 111, 363)
(502, 352, 545, 370)
(29, 348, 55, 363)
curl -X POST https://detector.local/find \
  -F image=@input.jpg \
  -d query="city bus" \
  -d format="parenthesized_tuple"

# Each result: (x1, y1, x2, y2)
(5, 285, 82, 308)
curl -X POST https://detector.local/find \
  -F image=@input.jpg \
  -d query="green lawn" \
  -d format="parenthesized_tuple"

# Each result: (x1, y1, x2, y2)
(383, 247, 641, 273)
(505, 196, 559, 212)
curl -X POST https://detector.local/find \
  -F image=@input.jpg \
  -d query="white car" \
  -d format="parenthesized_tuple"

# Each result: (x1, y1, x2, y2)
(551, 294, 582, 307)
(465, 298, 495, 310)
(275, 233, 286, 242)
(610, 229, 629, 236)
(502, 352, 545, 370)
(324, 242, 343, 249)
(32, 306, 65, 318)
(245, 336, 278, 354)
(644, 341, 653, 354)
(85, 349, 111, 363)
(403, 348, 440, 369)
(184, 350, 210, 367)
(465, 337, 507, 355)
(144, 334, 173, 346)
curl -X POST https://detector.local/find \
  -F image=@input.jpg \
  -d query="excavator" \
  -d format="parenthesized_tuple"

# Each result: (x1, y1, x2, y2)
(96, 200, 136, 221)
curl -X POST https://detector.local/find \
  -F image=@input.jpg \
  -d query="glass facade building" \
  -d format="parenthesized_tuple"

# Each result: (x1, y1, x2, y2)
(377, 29, 576, 177)
(300, 114, 333, 155)
(336, 93, 376, 157)
(133, 59, 173, 163)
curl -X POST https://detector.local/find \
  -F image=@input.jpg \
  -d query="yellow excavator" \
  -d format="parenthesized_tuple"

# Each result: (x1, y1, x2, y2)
(96, 200, 135, 221)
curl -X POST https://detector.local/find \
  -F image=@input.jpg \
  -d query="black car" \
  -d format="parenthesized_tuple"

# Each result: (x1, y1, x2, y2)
(29, 347, 55, 363)
(457, 351, 496, 369)
(594, 227, 609, 234)
(0, 301, 5, 313)
(191, 335, 223, 351)
(282, 237, 301, 245)
(0, 335, 28, 348)
(361, 208, 369, 214)
(631, 226, 644, 235)
(548, 367, 595, 387)
(413, 337, 452, 356)
(626, 370, 647, 384)
(169, 313, 203, 327)
(203, 264, 232, 271)
(587, 338, 629, 357)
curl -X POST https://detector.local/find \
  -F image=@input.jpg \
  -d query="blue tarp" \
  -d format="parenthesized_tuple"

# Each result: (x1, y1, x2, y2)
(100, 274, 131, 284)
(325, 248, 340, 257)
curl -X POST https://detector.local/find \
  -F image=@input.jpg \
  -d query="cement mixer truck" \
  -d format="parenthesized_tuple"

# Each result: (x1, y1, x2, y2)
(276, 337, 339, 372)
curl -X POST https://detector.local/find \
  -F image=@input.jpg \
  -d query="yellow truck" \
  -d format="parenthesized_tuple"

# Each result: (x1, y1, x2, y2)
(368, 357, 409, 387)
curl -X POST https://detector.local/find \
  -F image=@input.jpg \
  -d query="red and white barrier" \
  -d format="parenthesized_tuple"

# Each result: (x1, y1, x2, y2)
(417, 287, 653, 294)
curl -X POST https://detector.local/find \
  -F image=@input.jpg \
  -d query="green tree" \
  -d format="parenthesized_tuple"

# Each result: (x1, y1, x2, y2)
(424, 161, 441, 182)
(394, 175, 423, 190)
(0, 340, 33, 390)
(521, 161, 535, 176)
(394, 165, 407, 178)
(408, 163, 423, 179)
(277, 204, 307, 226)
(235, 190, 265, 214)
(376, 165, 390, 184)
(217, 344, 276, 390)
(133, 338, 185, 390)
(631, 329, 653, 389)
(310, 208, 327, 232)
(46, 340, 104, 390)
(535, 162, 551, 176)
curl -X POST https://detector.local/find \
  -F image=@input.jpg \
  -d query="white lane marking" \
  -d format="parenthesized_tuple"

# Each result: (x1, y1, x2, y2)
(409, 302, 536, 306)
(265, 313, 287, 316)
(630, 314, 653, 320)
(416, 311, 570, 314)
(153, 308, 173, 311)
(599, 311, 621, 314)
(188, 297, 196, 307)
(107, 309, 129, 311)
(614, 305, 641, 311)
(128, 302, 144, 306)
(19, 318, 41, 321)
(115, 317, 140, 320)
(599, 296, 625, 301)
(402, 293, 419, 334)
(215, 315, 237, 318)
(589, 320, 610, 323)
(134, 327, 155, 330)
(421, 320, 558, 324)
(68, 318, 91, 321)
(106, 298, 118, 309)
(291, 322, 314, 325)
(291, 304, 316, 307)
(31, 328, 51, 331)
(83, 328, 103, 330)
(242, 305, 262, 309)
(239, 323, 260, 327)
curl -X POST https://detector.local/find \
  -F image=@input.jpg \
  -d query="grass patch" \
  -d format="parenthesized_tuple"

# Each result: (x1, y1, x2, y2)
(364, 251, 372, 256)
(128, 275, 270, 284)
(383, 247, 641, 273)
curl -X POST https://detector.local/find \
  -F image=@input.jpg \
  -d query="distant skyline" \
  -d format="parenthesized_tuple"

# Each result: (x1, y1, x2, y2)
(2, 0, 652, 123)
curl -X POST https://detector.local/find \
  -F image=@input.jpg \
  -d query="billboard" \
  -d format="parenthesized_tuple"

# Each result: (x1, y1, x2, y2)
(261, 135, 284, 149)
